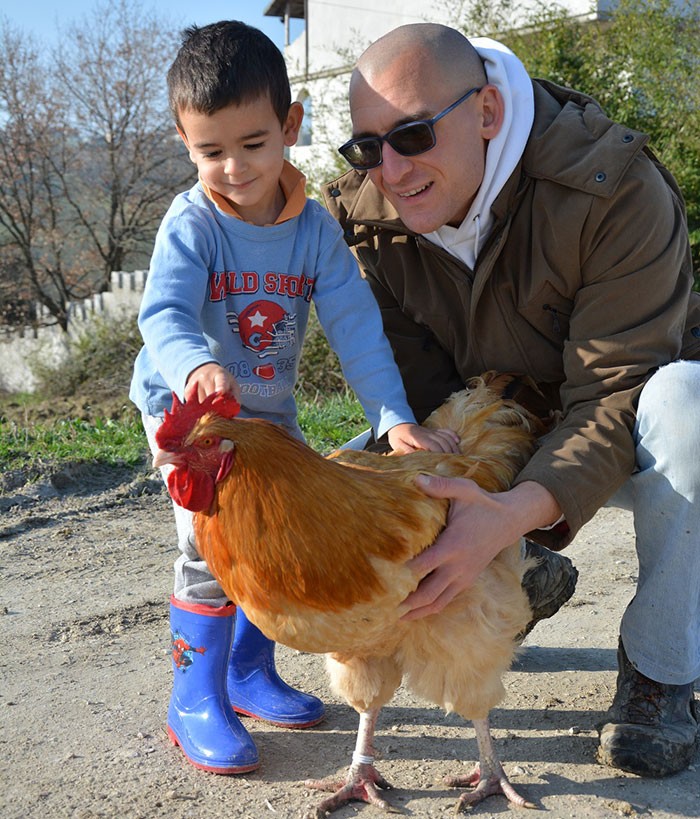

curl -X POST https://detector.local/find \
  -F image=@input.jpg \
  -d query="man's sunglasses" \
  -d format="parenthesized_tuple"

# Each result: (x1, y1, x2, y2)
(338, 87, 481, 171)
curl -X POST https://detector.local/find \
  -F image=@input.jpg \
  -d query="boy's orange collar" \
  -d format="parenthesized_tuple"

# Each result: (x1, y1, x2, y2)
(200, 161, 307, 225)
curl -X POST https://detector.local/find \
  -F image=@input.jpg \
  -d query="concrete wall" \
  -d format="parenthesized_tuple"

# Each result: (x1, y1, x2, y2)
(0, 270, 146, 394)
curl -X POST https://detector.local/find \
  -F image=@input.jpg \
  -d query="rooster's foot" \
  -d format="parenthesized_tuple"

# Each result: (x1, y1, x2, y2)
(444, 763, 536, 812)
(303, 762, 400, 817)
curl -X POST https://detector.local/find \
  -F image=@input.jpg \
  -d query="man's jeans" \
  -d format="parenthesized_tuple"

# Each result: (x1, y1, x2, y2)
(607, 360, 700, 685)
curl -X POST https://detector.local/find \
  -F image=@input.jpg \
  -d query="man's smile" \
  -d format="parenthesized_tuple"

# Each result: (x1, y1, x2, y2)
(397, 183, 432, 198)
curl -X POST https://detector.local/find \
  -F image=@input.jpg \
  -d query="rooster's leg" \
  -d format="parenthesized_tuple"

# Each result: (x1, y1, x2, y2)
(304, 708, 395, 817)
(444, 716, 535, 812)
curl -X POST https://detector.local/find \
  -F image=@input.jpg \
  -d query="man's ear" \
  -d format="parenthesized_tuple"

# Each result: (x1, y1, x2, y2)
(283, 101, 304, 147)
(478, 86, 505, 140)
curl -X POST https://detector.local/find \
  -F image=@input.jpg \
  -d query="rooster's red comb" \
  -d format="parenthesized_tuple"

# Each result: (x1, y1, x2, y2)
(156, 391, 241, 449)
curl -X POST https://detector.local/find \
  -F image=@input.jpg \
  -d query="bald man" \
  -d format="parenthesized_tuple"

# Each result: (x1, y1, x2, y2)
(324, 23, 700, 780)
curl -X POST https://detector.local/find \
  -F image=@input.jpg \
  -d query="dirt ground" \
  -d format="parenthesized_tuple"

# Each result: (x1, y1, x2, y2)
(2, 459, 699, 819)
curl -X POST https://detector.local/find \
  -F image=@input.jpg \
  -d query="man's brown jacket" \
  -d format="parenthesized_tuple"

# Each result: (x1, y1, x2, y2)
(322, 80, 700, 547)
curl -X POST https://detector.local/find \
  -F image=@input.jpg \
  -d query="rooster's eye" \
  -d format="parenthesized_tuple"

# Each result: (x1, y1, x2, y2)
(199, 437, 215, 448)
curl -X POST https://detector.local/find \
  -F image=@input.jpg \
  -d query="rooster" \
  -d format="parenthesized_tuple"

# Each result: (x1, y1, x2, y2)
(152, 373, 542, 814)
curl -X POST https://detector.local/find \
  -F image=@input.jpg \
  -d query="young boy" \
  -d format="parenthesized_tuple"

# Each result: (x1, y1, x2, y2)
(129, 20, 457, 775)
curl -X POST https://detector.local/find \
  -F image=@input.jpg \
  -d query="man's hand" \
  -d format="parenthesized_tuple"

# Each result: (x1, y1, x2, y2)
(185, 362, 241, 403)
(388, 422, 460, 454)
(400, 475, 562, 621)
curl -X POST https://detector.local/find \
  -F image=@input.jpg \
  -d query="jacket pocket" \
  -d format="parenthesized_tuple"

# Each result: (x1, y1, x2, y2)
(517, 282, 572, 342)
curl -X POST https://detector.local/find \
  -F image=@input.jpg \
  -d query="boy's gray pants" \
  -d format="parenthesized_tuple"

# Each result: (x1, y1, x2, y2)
(143, 413, 228, 606)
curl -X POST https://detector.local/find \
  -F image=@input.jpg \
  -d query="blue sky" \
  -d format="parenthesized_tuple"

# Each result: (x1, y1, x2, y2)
(0, 0, 304, 51)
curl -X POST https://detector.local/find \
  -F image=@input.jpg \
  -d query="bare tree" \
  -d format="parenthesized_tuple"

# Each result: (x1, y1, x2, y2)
(0, 24, 86, 330)
(0, 0, 194, 330)
(52, 0, 194, 281)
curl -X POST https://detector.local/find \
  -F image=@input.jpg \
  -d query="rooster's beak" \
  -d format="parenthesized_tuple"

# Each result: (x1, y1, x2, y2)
(152, 449, 182, 469)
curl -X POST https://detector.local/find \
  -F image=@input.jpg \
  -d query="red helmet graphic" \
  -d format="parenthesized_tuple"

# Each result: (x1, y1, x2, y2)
(227, 300, 296, 358)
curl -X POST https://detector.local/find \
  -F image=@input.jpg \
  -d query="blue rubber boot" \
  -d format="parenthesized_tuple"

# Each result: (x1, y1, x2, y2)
(167, 596, 259, 774)
(227, 608, 325, 728)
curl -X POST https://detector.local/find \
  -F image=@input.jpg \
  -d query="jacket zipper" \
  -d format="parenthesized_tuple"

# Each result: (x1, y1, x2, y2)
(415, 235, 475, 284)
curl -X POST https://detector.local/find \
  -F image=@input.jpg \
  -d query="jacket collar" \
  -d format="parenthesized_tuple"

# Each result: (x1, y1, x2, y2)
(345, 171, 406, 231)
(202, 160, 307, 225)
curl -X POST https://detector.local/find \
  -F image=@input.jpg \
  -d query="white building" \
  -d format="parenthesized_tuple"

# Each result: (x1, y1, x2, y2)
(263, 0, 616, 188)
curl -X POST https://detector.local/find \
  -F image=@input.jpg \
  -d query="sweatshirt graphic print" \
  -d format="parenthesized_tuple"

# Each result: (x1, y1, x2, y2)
(209, 267, 311, 400)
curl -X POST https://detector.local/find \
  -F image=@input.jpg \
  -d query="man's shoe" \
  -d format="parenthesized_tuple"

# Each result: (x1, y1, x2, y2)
(519, 539, 578, 638)
(598, 639, 698, 777)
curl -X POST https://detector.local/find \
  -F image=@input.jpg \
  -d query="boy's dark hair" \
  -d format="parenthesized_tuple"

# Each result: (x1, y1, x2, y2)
(167, 20, 291, 128)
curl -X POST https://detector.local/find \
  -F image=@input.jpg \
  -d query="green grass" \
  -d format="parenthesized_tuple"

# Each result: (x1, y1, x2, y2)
(0, 411, 147, 473)
(0, 391, 367, 478)
(297, 390, 366, 453)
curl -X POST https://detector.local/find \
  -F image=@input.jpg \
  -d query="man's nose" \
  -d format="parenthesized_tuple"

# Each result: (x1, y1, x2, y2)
(379, 142, 413, 184)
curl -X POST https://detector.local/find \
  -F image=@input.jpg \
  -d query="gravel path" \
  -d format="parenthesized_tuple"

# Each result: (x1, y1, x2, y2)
(2, 464, 698, 818)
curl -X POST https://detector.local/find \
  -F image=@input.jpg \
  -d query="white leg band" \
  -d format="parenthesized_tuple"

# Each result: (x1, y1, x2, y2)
(352, 752, 374, 765)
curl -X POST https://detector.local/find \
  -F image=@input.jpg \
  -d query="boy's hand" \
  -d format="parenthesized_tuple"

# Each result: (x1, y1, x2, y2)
(387, 422, 460, 454)
(185, 362, 242, 404)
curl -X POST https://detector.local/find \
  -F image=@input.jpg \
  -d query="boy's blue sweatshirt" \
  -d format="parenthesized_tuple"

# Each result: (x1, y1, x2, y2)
(129, 181, 416, 437)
